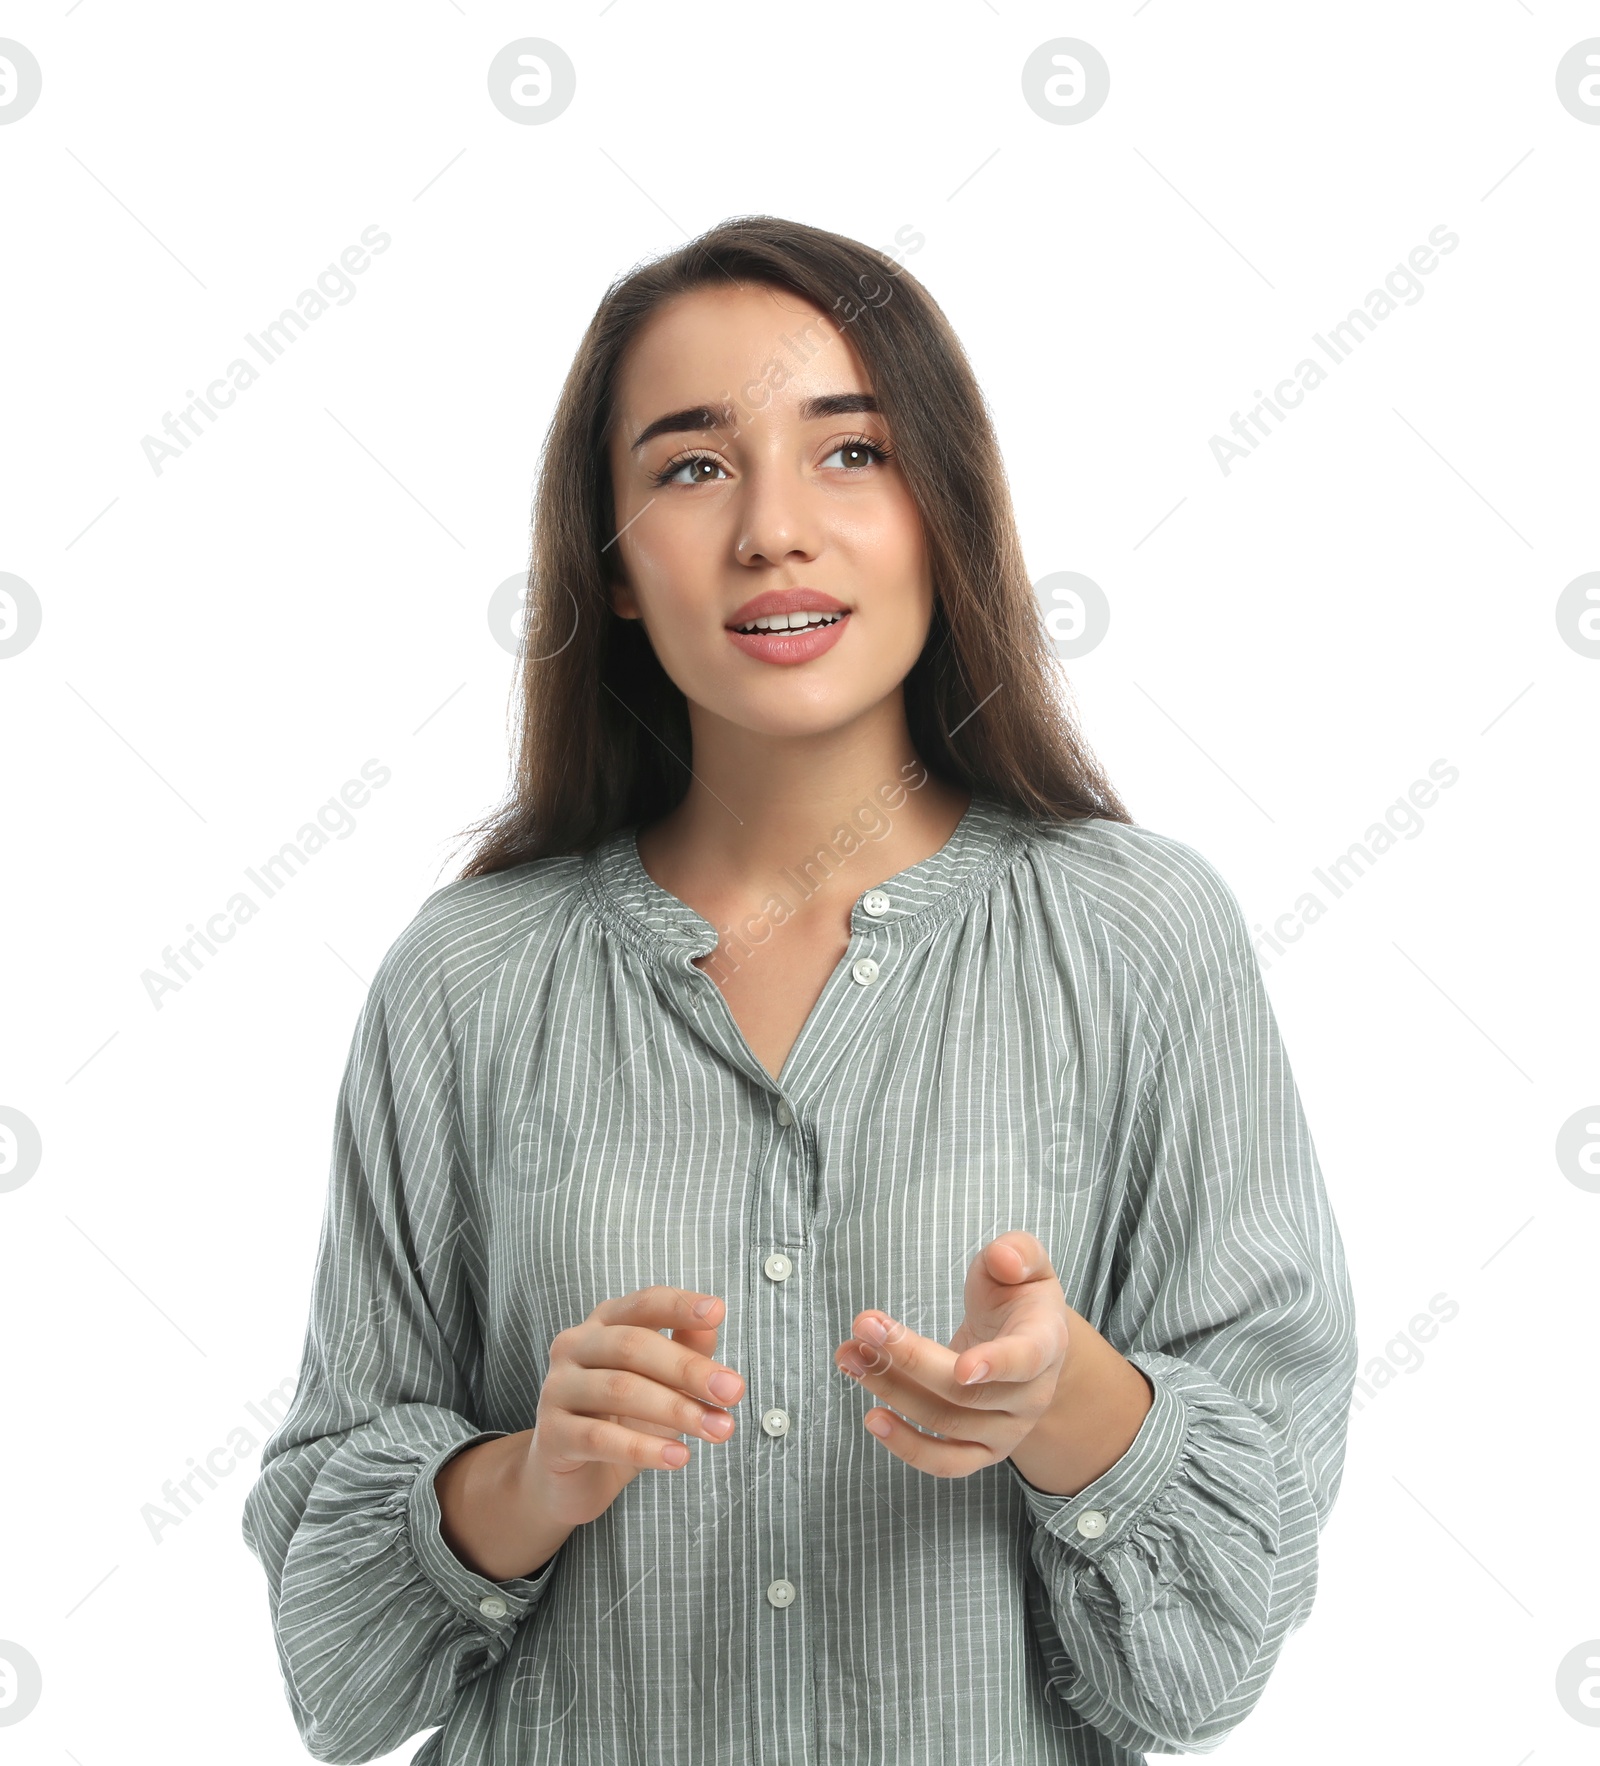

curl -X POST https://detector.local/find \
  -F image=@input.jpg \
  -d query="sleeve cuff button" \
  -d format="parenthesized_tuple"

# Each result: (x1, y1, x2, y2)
(1075, 1509, 1108, 1538)
(478, 1594, 509, 1618)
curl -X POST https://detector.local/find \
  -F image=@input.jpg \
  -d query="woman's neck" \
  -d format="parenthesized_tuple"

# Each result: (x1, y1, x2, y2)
(635, 726, 973, 928)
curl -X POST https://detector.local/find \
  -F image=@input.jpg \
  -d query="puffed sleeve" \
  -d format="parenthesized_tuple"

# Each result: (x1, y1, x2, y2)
(1007, 858, 1357, 1754)
(240, 916, 560, 1765)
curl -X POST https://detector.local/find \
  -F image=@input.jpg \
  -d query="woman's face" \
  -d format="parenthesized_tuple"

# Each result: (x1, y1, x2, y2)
(605, 281, 934, 741)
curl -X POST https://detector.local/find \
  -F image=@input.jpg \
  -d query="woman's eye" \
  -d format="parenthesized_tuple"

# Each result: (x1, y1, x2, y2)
(655, 453, 727, 488)
(821, 439, 892, 472)
(653, 437, 892, 488)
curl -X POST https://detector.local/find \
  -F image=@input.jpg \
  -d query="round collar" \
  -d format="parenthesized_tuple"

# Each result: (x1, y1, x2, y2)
(580, 790, 1024, 967)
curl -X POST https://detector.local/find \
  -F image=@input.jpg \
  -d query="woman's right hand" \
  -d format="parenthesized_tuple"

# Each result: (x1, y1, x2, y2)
(523, 1286, 744, 1530)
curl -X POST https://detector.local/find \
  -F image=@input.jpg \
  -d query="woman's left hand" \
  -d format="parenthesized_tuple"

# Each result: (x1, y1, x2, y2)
(835, 1230, 1073, 1477)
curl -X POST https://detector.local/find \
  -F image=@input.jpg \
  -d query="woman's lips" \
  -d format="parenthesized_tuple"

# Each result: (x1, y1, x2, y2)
(725, 610, 851, 667)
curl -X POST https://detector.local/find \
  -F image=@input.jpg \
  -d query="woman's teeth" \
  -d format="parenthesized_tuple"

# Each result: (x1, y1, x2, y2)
(732, 611, 845, 634)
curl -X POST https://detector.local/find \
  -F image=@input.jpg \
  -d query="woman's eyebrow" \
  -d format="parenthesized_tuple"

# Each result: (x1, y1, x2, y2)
(628, 392, 881, 452)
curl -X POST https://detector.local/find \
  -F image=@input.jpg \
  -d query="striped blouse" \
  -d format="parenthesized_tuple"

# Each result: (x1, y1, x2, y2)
(240, 789, 1357, 1765)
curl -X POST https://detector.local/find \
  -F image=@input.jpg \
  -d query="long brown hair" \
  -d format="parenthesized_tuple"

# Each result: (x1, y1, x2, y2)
(453, 214, 1130, 881)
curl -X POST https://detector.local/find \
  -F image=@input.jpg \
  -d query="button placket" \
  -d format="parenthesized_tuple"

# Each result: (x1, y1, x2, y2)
(756, 1215, 802, 1650)
(848, 888, 889, 986)
(576, 796, 1020, 1761)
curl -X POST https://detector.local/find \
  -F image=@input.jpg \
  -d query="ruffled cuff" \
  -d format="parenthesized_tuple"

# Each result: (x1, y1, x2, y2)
(1004, 1349, 1280, 1568)
(267, 1410, 565, 1760)
(407, 1431, 562, 1631)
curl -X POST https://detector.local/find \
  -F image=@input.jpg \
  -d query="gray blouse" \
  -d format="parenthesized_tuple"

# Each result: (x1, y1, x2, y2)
(240, 791, 1357, 1765)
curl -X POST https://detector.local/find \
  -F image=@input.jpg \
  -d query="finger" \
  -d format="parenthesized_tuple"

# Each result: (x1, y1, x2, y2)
(837, 1343, 1002, 1443)
(842, 1311, 958, 1395)
(550, 1363, 737, 1446)
(981, 1230, 1054, 1286)
(590, 1285, 727, 1334)
(565, 1309, 744, 1411)
(663, 1289, 727, 1360)
(836, 1318, 1041, 1429)
(838, 1307, 1062, 1404)
(546, 1409, 699, 1474)
(841, 1307, 1047, 1400)
(582, 1323, 744, 1409)
(836, 1312, 1021, 1423)
(853, 1404, 1001, 1480)
(837, 1335, 981, 1433)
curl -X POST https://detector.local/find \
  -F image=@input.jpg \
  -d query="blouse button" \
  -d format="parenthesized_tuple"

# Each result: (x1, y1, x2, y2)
(478, 1594, 509, 1619)
(766, 1578, 796, 1608)
(761, 1408, 791, 1437)
(862, 890, 890, 917)
(850, 957, 880, 986)
(763, 1252, 793, 1282)
(775, 1099, 793, 1127)
(1075, 1509, 1108, 1539)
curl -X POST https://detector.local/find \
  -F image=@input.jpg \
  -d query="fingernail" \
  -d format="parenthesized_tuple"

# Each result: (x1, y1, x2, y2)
(693, 1296, 717, 1319)
(864, 1412, 891, 1437)
(858, 1315, 888, 1345)
(962, 1360, 990, 1385)
(710, 1371, 742, 1401)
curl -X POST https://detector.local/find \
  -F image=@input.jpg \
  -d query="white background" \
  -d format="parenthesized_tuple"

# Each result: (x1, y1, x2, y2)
(2, 3, 1597, 1761)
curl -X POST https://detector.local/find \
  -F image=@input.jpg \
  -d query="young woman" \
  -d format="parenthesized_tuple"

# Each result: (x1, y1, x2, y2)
(243, 215, 1357, 1766)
